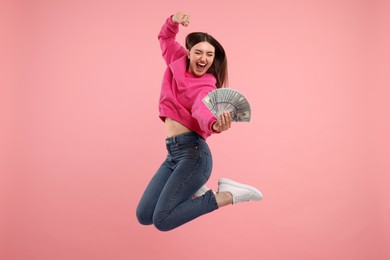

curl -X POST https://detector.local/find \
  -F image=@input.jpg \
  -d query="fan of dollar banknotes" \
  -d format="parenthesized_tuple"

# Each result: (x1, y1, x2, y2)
(202, 88, 251, 122)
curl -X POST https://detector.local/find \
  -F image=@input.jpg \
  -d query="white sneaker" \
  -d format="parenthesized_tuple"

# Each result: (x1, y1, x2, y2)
(193, 185, 211, 197)
(218, 178, 263, 204)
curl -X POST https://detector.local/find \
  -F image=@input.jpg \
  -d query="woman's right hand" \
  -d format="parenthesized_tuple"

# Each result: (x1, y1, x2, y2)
(172, 12, 190, 27)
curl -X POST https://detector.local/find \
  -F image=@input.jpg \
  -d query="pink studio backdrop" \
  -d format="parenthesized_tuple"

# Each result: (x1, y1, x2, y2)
(1, 0, 389, 259)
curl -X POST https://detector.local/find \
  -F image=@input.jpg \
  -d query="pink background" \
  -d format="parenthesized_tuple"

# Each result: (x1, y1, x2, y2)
(1, 0, 389, 259)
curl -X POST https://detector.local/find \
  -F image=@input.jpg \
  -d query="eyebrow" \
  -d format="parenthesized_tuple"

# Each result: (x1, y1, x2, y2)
(194, 49, 215, 54)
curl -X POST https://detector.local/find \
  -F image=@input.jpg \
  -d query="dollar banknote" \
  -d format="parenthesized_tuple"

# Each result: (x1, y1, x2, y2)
(202, 88, 251, 122)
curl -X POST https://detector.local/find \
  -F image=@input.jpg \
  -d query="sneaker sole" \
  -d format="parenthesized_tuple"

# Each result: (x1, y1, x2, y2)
(218, 178, 263, 200)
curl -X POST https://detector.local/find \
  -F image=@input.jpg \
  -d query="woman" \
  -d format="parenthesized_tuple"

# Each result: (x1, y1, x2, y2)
(136, 12, 262, 231)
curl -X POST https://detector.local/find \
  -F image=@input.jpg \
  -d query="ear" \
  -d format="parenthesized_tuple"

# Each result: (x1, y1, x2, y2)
(186, 49, 190, 59)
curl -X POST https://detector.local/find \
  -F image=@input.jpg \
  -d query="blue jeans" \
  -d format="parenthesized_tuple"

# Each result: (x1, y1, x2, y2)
(136, 132, 218, 231)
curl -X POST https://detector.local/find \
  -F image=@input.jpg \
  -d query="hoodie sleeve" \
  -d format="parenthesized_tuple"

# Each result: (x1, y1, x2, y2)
(158, 16, 187, 65)
(191, 89, 220, 135)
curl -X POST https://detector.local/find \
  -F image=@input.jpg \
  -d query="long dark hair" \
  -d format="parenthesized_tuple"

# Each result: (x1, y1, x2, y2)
(185, 32, 228, 88)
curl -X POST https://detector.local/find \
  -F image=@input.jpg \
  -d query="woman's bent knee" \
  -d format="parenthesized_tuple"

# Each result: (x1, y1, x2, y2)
(136, 205, 153, 226)
(153, 221, 174, 232)
(152, 213, 176, 231)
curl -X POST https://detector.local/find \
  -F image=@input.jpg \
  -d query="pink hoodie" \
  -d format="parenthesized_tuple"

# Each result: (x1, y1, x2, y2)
(157, 16, 219, 140)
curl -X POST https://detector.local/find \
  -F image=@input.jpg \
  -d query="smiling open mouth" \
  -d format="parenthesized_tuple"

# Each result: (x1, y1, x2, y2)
(196, 62, 207, 69)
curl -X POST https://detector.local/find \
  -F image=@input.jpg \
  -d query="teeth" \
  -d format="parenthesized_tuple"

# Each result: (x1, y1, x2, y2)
(198, 63, 206, 67)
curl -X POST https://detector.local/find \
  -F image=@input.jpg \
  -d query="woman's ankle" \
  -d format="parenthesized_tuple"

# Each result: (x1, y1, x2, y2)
(215, 191, 233, 208)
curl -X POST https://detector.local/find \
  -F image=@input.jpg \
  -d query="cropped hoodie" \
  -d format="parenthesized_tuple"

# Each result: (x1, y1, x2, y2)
(158, 16, 219, 140)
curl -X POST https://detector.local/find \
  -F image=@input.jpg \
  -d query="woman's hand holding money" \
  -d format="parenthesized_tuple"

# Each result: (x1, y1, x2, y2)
(212, 112, 232, 132)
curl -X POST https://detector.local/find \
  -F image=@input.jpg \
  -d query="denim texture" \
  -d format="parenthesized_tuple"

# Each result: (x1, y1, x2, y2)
(136, 132, 218, 231)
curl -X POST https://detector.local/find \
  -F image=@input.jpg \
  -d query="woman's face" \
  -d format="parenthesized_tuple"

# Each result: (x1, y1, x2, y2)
(187, 41, 215, 77)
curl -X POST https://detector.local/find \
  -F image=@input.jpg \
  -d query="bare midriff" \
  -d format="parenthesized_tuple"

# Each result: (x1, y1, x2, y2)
(165, 118, 193, 138)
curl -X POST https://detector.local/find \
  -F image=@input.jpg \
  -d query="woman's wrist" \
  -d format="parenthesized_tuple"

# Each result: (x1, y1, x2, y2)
(212, 122, 220, 133)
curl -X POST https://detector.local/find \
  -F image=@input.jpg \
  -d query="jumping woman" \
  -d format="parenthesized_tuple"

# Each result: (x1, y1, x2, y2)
(136, 12, 263, 231)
